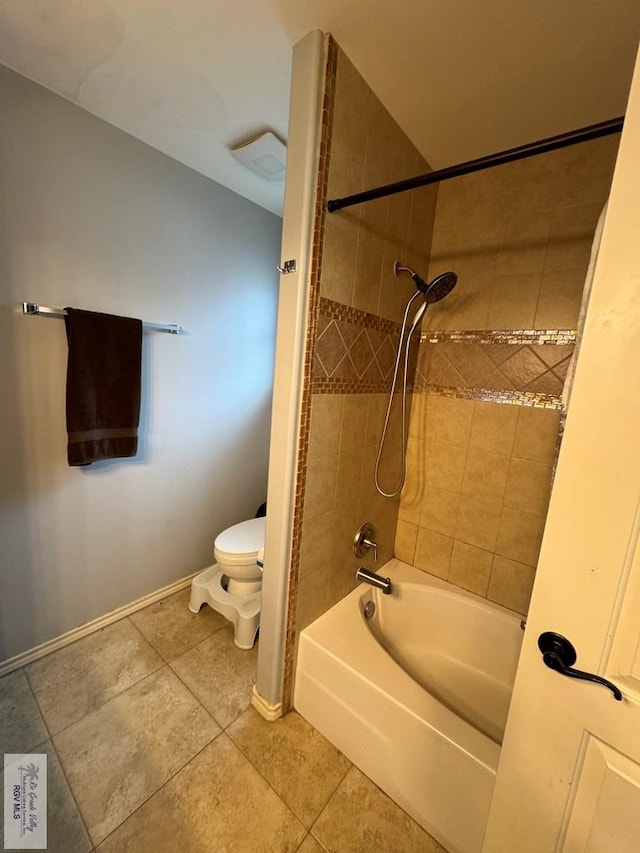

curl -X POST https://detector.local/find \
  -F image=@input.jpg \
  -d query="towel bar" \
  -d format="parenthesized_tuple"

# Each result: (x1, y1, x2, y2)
(22, 302, 183, 334)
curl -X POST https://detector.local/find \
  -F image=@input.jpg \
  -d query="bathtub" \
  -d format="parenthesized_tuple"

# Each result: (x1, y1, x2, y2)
(294, 559, 523, 853)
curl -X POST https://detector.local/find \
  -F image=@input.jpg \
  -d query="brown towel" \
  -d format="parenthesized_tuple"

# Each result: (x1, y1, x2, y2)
(64, 308, 143, 466)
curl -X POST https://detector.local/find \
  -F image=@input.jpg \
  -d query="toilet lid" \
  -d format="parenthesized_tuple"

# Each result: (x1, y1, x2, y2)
(214, 516, 266, 558)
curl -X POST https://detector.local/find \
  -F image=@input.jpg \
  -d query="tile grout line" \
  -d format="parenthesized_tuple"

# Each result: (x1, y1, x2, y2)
(164, 623, 263, 739)
(307, 763, 357, 849)
(308, 752, 354, 840)
(26, 620, 166, 742)
(224, 713, 352, 834)
(89, 622, 250, 845)
(99, 659, 228, 842)
(34, 655, 223, 847)
(22, 666, 94, 849)
(93, 732, 225, 851)
(123, 613, 175, 669)
(128, 607, 228, 667)
(312, 764, 446, 852)
(221, 728, 308, 837)
(303, 829, 330, 852)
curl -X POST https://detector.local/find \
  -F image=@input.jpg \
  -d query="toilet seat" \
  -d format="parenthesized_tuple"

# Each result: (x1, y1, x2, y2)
(214, 517, 265, 563)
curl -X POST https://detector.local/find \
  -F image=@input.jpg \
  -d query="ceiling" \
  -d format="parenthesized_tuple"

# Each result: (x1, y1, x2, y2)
(1, 1, 639, 217)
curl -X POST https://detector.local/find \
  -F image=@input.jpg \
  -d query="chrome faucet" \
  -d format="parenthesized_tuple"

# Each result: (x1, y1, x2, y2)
(356, 567, 392, 595)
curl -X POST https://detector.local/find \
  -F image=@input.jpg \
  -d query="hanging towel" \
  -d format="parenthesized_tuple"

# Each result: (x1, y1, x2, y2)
(64, 308, 143, 466)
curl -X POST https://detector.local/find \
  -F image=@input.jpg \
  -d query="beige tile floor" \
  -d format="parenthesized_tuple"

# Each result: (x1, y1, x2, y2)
(0, 588, 446, 852)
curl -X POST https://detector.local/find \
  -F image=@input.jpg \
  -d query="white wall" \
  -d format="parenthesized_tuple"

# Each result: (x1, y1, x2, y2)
(0, 65, 282, 661)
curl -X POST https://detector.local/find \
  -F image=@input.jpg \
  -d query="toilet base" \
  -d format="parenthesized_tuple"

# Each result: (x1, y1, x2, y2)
(189, 564, 260, 649)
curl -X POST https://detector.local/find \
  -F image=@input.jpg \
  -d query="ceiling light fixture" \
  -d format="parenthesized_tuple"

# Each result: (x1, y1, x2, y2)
(229, 131, 287, 181)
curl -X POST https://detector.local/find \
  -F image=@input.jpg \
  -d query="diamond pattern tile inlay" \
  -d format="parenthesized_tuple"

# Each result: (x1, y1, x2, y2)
(375, 336, 398, 379)
(415, 340, 575, 400)
(349, 330, 376, 378)
(312, 298, 576, 408)
(316, 321, 348, 376)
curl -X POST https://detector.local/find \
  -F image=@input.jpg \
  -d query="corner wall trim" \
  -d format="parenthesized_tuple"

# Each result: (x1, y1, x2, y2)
(251, 685, 283, 721)
(256, 29, 327, 711)
(0, 571, 200, 678)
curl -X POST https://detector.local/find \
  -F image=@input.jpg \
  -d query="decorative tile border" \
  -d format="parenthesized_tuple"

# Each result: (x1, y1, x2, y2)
(416, 332, 576, 402)
(311, 377, 392, 394)
(319, 296, 399, 334)
(312, 305, 576, 405)
(313, 298, 402, 392)
(413, 384, 564, 410)
(421, 329, 577, 345)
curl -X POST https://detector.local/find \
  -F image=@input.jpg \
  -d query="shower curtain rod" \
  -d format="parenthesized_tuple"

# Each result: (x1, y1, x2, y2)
(22, 302, 183, 334)
(326, 116, 624, 213)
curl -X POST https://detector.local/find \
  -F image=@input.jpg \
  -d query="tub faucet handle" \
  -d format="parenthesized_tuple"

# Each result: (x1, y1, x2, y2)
(353, 523, 378, 561)
(363, 537, 377, 561)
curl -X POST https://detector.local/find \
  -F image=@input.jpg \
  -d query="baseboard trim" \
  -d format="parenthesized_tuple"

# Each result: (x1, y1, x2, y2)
(251, 685, 283, 721)
(0, 571, 200, 678)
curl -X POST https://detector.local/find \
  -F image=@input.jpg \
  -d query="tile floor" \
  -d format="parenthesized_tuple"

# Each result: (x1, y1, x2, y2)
(0, 588, 446, 852)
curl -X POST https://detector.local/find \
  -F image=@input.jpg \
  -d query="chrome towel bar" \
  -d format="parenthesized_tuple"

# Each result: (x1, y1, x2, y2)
(22, 302, 183, 335)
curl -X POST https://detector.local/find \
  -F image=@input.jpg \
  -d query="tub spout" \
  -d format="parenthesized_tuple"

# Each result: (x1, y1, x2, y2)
(356, 567, 392, 595)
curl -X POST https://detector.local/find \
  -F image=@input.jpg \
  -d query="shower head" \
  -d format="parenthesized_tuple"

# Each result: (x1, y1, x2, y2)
(424, 271, 458, 304)
(394, 261, 457, 303)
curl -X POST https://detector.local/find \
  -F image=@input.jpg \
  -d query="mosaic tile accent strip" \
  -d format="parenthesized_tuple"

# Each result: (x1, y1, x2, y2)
(413, 384, 565, 410)
(319, 297, 399, 335)
(415, 337, 575, 400)
(311, 377, 391, 394)
(421, 329, 577, 345)
(282, 37, 338, 712)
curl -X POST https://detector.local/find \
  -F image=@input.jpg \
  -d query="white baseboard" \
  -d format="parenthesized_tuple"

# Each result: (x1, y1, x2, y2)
(251, 684, 283, 721)
(0, 571, 200, 678)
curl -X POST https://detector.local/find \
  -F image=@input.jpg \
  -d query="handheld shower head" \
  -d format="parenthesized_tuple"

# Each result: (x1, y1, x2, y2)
(424, 271, 458, 303)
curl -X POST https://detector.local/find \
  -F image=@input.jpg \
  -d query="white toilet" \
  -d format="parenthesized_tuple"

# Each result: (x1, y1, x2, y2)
(189, 516, 265, 649)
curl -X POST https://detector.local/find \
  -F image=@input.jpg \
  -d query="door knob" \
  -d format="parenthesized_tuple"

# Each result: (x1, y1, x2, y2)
(537, 631, 622, 701)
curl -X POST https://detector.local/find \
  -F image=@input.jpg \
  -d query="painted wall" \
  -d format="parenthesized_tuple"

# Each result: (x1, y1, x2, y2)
(396, 137, 619, 614)
(0, 65, 281, 660)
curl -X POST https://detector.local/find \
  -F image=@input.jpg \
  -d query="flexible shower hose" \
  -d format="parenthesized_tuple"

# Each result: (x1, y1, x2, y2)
(374, 291, 426, 498)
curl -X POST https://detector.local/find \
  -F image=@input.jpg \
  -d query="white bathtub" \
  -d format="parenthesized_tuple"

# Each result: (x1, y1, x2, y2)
(294, 559, 523, 853)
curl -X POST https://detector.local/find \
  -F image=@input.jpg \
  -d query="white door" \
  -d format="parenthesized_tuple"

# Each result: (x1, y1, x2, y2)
(483, 45, 640, 852)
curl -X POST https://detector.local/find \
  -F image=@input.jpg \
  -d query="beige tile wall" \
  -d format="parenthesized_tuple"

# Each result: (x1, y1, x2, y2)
(422, 135, 619, 332)
(396, 397, 561, 613)
(322, 54, 438, 326)
(294, 46, 438, 636)
(296, 393, 402, 630)
(397, 136, 618, 614)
